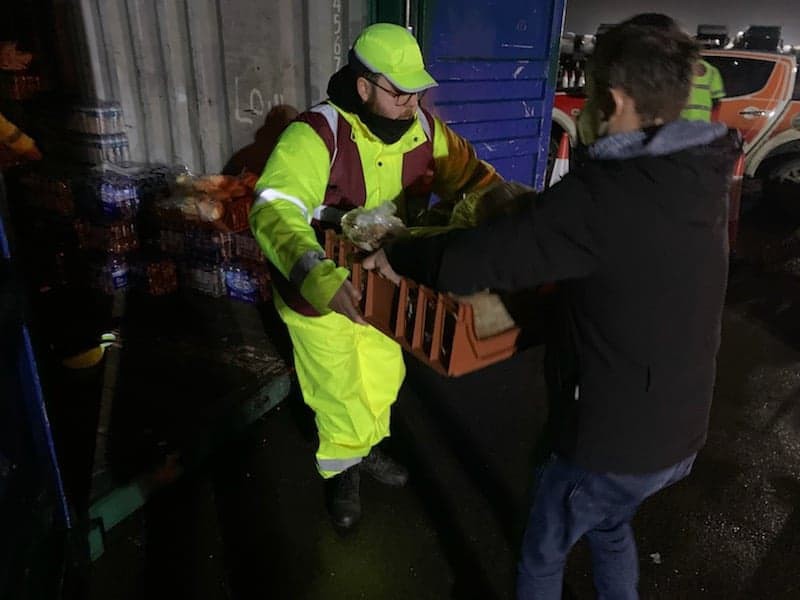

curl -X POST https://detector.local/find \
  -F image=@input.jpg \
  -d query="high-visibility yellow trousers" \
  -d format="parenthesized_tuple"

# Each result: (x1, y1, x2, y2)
(275, 292, 405, 478)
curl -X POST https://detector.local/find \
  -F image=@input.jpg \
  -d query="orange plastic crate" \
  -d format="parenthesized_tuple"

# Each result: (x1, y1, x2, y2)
(321, 231, 519, 376)
(363, 270, 519, 376)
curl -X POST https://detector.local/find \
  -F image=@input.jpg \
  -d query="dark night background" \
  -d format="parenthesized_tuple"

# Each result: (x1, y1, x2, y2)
(565, 0, 800, 44)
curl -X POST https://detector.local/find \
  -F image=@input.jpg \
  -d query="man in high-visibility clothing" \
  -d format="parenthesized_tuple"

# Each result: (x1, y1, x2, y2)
(681, 58, 725, 122)
(250, 23, 500, 528)
(1, 112, 114, 371)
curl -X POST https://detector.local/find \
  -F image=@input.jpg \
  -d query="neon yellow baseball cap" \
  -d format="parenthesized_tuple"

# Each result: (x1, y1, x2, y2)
(352, 23, 438, 93)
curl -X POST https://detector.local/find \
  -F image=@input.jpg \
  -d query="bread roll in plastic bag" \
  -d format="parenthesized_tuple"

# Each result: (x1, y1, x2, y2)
(341, 201, 407, 251)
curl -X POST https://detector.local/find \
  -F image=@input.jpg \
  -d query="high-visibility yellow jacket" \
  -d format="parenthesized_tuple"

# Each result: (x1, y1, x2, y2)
(250, 101, 499, 315)
(0, 111, 36, 155)
(681, 60, 725, 122)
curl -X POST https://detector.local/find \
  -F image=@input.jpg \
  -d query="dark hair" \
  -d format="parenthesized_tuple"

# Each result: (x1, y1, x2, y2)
(591, 20, 698, 124)
(621, 13, 680, 32)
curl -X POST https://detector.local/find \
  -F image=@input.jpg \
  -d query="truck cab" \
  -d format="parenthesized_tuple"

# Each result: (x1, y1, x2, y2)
(706, 49, 800, 183)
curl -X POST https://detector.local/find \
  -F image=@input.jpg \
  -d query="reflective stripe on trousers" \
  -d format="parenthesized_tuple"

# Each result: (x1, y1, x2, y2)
(274, 290, 405, 478)
(317, 456, 363, 474)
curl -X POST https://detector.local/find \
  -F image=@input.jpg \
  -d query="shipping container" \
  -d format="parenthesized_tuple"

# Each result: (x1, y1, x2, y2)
(64, 0, 563, 187)
(1, 0, 566, 595)
(68, 0, 371, 173)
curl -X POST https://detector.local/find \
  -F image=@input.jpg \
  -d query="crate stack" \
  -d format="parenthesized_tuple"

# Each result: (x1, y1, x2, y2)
(67, 102, 131, 165)
(10, 93, 179, 296)
(73, 161, 178, 296)
(227, 229, 270, 303)
(17, 159, 180, 297)
(16, 162, 272, 302)
(0, 47, 48, 101)
(16, 164, 83, 290)
(6, 87, 270, 303)
(0, 41, 45, 169)
(147, 172, 271, 303)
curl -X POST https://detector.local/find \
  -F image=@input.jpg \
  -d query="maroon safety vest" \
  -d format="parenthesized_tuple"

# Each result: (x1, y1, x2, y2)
(270, 102, 437, 316)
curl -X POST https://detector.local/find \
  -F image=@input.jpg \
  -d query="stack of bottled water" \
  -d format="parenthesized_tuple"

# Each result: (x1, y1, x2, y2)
(67, 102, 131, 165)
(222, 262, 271, 304)
(89, 254, 130, 295)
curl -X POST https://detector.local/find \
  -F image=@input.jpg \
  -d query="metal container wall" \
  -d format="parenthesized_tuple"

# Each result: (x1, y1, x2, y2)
(71, 0, 369, 173)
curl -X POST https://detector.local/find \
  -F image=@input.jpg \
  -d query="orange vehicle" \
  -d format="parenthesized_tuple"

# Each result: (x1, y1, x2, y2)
(552, 49, 800, 187)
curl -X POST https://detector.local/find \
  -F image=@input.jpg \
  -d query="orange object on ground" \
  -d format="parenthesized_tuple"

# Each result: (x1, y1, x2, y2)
(548, 132, 570, 188)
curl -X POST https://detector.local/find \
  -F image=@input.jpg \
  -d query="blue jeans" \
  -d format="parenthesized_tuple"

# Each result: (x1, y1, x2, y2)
(516, 452, 696, 599)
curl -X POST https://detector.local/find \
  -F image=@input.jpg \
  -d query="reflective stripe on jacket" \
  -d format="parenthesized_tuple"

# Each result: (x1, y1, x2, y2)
(250, 101, 499, 316)
(0, 112, 35, 155)
(681, 60, 725, 122)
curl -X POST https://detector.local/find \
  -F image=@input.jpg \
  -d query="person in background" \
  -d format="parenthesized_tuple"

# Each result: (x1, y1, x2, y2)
(250, 23, 500, 529)
(681, 58, 726, 122)
(0, 111, 41, 162)
(1, 38, 111, 370)
(0, 40, 41, 162)
(364, 17, 738, 598)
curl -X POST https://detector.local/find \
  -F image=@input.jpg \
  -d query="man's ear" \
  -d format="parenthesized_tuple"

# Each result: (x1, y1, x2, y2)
(356, 76, 371, 103)
(609, 87, 626, 120)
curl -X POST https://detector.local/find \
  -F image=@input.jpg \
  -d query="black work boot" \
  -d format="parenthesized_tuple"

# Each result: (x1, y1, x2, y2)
(361, 446, 408, 487)
(326, 465, 361, 529)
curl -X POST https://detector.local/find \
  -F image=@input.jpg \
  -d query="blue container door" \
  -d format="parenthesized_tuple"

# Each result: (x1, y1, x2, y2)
(418, 0, 566, 190)
(1, 176, 71, 598)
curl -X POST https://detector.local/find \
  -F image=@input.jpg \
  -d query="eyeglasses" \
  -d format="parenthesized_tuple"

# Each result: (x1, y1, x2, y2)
(365, 76, 424, 106)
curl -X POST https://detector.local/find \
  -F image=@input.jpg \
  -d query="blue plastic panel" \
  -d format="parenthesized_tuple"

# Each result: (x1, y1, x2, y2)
(421, 0, 566, 189)
(433, 80, 545, 103)
(451, 118, 541, 143)
(428, 59, 550, 81)
(427, 3, 562, 61)
(430, 99, 547, 124)
(0, 179, 70, 533)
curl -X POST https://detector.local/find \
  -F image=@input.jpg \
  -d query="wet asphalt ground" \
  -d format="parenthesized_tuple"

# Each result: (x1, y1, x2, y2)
(89, 199, 800, 599)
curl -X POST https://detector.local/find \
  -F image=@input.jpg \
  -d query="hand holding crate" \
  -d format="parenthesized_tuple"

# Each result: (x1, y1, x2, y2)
(324, 230, 520, 377)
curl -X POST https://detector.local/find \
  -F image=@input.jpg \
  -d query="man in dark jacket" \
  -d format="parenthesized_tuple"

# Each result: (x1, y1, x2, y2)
(364, 19, 738, 599)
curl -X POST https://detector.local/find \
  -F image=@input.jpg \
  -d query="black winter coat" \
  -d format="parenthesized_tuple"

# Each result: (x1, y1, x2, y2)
(385, 125, 739, 473)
